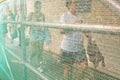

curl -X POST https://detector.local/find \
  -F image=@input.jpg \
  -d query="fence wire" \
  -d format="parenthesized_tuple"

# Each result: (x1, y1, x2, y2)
(0, 27, 120, 80)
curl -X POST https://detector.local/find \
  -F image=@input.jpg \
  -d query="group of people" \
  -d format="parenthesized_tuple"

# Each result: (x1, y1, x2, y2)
(27, 1, 88, 80)
(7, 8, 22, 46)
(0, 0, 105, 80)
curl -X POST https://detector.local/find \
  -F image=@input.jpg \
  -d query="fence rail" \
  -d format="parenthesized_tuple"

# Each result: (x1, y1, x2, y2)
(4, 21, 120, 35)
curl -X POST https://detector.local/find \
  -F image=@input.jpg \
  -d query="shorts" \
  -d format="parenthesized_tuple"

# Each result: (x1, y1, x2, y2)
(61, 49, 87, 63)
(30, 30, 45, 42)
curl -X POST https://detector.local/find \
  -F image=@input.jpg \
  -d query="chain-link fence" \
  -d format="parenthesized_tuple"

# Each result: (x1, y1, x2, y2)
(0, 0, 120, 80)
(0, 22, 120, 80)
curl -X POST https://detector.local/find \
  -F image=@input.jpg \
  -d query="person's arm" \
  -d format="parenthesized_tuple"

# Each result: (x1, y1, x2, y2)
(74, 19, 83, 24)
(74, 15, 83, 24)
(42, 13, 52, 52)
(26, 12, 33, 34)
(43, 14, 45, 22)
(60, 14, 69, 34)
(27, 12, 33, 21)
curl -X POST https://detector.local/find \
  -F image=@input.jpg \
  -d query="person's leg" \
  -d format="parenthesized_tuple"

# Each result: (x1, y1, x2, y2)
(75, 50, 88, 80)
(8, 27, 13, 43)
(2, 34, 7, 46)
(36, 39, 44, 72)
(61, 50, 74, 80)
(37, 40, 44, 66)
(18, 27, 21, 46)
(0, 34, 6, 46)
(28, 41, 36, 63)
(77, 60, 88, 80)
(63, 63, 73, 80)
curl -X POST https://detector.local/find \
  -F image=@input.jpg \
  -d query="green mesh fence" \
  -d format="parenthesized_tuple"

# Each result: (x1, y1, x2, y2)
(0, 0, 120, 80)
(0, 33, 120, 80)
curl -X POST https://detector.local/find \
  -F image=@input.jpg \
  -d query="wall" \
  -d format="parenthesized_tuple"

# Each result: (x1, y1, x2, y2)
(40, 0, 120, 25)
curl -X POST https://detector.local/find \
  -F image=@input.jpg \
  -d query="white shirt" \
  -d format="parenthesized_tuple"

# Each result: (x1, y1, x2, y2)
(60, 11, 84, 52)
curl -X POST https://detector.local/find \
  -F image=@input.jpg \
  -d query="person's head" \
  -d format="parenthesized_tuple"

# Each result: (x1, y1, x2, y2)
(66, 0, 80, 12)
(34, 1, 41, 12)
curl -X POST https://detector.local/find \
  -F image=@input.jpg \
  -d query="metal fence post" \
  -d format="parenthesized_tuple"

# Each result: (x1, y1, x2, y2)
(20, 0, 27, 80)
